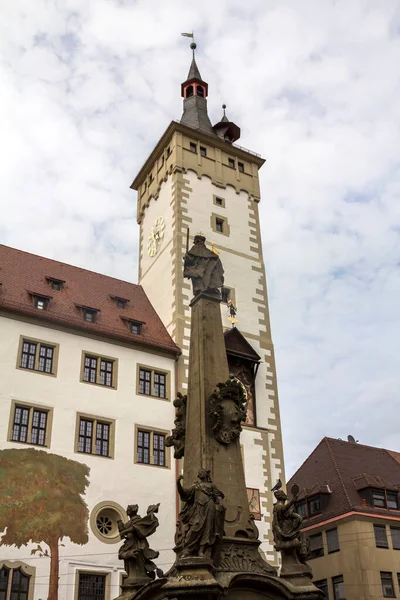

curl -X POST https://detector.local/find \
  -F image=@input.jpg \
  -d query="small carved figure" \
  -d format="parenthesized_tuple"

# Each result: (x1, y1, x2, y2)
(208, 379, 247, 445)
(272, 485, 310, 570)
(117, 504, 162, 586)
(175, 469, 225, 560)
(184, 234, 224, 296)
(165, 393, 187, 459)
(227, 299, 237, 319)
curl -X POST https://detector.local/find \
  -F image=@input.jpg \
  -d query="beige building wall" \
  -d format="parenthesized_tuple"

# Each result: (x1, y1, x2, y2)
(137, 124, 285, 563)
(308, 515, 400, 599)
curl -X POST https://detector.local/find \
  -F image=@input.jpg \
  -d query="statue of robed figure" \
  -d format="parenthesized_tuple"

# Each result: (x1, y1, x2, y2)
(118, 504, 162, 587)
(175, 469, 225, 561)
(183, 234, 224, 296)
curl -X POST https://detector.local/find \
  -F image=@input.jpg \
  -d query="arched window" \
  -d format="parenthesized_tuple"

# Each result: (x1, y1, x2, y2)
(196, 86, 204, 97)
(186, 85, 194, 98)
(11, 569, 30, 600)
(0, 565, 32, 600)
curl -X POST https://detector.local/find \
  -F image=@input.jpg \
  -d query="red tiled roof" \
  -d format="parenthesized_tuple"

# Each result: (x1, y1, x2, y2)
(0, 245, 179, 356)
(287, 437, 400, 527)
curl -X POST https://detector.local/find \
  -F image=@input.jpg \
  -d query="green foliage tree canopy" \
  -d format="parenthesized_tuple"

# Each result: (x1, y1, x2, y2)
(0, 448, 90, 548)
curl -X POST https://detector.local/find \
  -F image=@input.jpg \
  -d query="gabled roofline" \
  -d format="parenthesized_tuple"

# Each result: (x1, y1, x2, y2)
(130, 120, 265, 190)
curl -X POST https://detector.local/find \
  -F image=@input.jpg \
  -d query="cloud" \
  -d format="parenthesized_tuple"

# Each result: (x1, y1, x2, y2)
(1, 0, 400, 477)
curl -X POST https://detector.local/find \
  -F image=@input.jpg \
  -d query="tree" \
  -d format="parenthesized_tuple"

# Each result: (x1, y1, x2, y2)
(0, 448, 90, 600)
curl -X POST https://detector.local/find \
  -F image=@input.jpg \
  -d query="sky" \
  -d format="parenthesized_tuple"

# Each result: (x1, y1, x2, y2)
(1, 0, 400, 477)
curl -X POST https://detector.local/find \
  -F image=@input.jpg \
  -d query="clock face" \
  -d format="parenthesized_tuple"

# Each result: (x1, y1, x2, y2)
(147, 217, 165, 257)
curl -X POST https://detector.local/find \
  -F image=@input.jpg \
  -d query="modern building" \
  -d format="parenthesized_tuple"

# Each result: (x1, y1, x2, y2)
(0, 47, 285, 600)
(287, 436, 400, 600)
(132, 50, 285, 563)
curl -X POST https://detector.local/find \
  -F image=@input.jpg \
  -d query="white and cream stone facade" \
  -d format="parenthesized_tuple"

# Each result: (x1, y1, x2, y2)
(133, 69, 285, 563)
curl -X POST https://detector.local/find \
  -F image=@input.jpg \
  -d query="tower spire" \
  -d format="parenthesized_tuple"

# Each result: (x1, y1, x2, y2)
(180, 38, 214, 135)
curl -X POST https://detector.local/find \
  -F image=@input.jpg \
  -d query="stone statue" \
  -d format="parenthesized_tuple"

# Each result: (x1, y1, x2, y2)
(272, 485, 311, 577)
(175, 469, 225, 560)
(165, 393, 187, 459)
(117, 504, 162, 586)
(184, 234, 224, 296)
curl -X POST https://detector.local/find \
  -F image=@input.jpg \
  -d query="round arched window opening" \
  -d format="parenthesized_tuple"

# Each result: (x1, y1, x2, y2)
(90, 501, 127, 544)
(196, 86, 204, 97)
(186, 85, 194, 98)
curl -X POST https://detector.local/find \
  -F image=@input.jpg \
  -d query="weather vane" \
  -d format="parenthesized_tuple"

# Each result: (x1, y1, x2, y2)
(181, 32, 196, 58)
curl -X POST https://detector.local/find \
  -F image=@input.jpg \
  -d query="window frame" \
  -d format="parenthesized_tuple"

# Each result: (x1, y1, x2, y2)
(326, 527, 340, 554)
(374, 523, 389, 548)
(308, 532, 324, 559)
(211, 213, 230, 237)
(136, 364, 170, 401)
(75, 413, 115, 459)
(75, 571, 111, 600)
(189, 141, 197, 153)
(0, 562, 35, 600)
(390, 526, 400, 550)
(199, 146, 207, 157)
(134, 425, 170, 468)
(17, 336, 59, 377)
(227, 157, 235, 169)
(381, 572, 395, 598)
(81, 352, 118, 389)
(314, 579, 328, 598)
(8, 400, 53, 449)
(332, 575, 345, 600)
(213, 195, 226, 208)
(238, 161, 245, 173)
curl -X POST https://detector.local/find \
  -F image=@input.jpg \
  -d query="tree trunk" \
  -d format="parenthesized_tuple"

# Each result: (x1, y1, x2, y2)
(48, 539, 59, 600)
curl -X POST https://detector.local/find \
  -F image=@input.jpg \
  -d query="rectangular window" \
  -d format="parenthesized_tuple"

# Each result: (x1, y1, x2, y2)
(139, 369, 151, 395)
(314, 580, 328, 599)
(77, 415, 114, 458)
(228, 157, 235, 168)
(332, 575, 345, 600)
(189, 142, 197, 153)
(153, 433, 165, 466)
(137, 429, 150, 464)
(137, 365, 170, 400)
(308, 495, 321, 515)
(82, 353, 117, 388)
(135, 427, 169, 468)
(308, 533, 324, 559)
(19, 337, 57, 375)
(200, 146, 207, 157)
(9, 402, 52, 447)
(381, 572, 395, 598)
(238, 161, 244, 172)
(216, 218, 224, 233)
(391, 527, 400, 550)
(99, 359, 113, 387)
(78, 573, 106, 600)
(373, 488, 386, 508)
(387, 492, 399, 510)
(34, 296, 49, 310)
(84, 309, 97, 323)
(131, 323, 141, 334)
(374, 524, 389, 548)
(327, 528, 340, 553)
(215, 197, 223, 206)
(154, 372, 166, 398)
(296, 501, 307, 518)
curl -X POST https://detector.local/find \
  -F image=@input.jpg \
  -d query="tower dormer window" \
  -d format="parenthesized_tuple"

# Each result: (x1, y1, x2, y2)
(197, 86, 204, 97)
(186, 85, 194, 98)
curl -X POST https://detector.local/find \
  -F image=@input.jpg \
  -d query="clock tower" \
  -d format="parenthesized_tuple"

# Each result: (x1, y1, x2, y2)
(131, 46, 285, 564)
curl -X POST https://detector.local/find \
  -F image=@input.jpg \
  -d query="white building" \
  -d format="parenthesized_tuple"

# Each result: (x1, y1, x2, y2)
(0, 51, 285, 600)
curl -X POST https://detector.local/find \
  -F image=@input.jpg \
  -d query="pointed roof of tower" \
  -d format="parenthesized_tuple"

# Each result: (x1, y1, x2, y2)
(187, 58, 203, 82)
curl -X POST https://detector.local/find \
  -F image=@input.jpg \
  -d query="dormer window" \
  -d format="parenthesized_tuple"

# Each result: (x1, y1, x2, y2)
(84, 309, 97, 323)
(197, 86, 204, 97)
(46, 277, 64, 291)
(130, 322, 142, 335)
(35, 296, 49, 310)
(110, 296, 129, 309)
(372, 488, 399, 510)
(308, 495, 321, 516)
